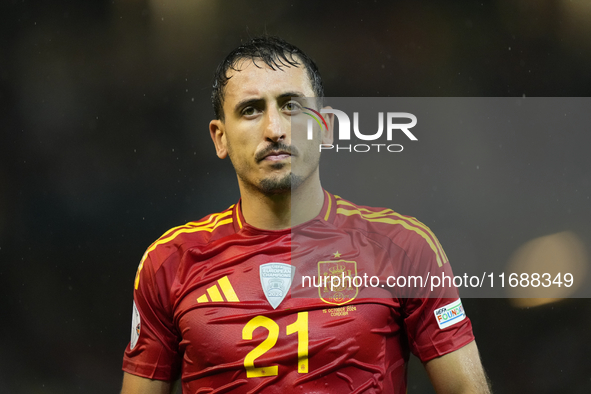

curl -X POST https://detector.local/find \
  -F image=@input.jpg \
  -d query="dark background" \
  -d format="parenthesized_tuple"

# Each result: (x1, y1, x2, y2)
(1, 1, 590, 393)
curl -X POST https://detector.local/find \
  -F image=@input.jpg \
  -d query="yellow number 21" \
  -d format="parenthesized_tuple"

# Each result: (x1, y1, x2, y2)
(242, 312, 309, 378)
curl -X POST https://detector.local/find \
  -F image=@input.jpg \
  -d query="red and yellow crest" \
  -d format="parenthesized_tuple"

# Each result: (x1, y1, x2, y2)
(318, 260, 358, 305)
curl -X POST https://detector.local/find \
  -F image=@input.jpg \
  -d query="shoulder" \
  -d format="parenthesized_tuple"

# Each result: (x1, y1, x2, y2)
(332, 195, 448, 267)
(332, 194, 424, 236)
(134, 204, 237, 289)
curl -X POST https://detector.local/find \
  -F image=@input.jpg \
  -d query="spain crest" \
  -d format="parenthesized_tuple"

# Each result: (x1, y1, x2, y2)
(318, 260, 358, 305)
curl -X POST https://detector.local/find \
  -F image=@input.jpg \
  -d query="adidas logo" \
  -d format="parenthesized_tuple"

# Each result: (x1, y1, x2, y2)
(196, 276, 239, 303)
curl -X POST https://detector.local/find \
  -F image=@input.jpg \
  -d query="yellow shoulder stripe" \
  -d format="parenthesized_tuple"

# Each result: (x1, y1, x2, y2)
(236, 204, 243, 229)
(134, 209, 234, 289)
(324, 190, 332, 221)
(335, 199, 447, 267)
(335, 198, 448, 263)
(155, 206, 235, 240)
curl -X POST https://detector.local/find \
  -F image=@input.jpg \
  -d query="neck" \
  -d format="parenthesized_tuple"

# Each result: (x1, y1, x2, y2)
(239, 173, 325, 230)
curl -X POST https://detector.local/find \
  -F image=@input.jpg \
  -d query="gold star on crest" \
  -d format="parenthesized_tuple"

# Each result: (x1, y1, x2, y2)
(333, 251, 341, 258)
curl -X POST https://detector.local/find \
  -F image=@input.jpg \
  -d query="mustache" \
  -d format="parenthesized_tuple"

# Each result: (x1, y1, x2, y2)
(255, 142, 299, 162)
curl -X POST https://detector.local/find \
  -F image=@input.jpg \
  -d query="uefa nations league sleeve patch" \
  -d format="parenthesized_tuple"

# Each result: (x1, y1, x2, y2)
(130, 301, 141, 350)
(434, 299, 466, 329)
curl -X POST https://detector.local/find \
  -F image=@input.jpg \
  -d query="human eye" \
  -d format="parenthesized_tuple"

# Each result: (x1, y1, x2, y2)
(283, 100, 303, 114)
(241, 106, 260, 117)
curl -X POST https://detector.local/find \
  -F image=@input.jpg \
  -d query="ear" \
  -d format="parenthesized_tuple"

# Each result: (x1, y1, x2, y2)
(209, 119, 228, 159)
(320, 106, 334, 145)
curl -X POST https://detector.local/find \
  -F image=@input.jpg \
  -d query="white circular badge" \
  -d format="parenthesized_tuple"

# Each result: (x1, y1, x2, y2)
(130, 301, 141, 350)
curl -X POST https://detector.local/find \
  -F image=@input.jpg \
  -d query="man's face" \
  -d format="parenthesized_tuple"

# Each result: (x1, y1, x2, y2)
(210, 59, 331, 195)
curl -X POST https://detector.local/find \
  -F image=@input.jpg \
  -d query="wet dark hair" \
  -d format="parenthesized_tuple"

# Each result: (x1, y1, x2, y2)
(211, 35, 324, 120)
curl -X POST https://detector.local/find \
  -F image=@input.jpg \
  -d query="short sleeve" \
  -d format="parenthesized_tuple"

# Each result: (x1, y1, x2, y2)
(122, 253, 181, 380)
(401, 233, 475, 362)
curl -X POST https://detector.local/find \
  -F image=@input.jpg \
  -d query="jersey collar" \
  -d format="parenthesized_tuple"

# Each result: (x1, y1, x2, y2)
(232, 189, 336, 233)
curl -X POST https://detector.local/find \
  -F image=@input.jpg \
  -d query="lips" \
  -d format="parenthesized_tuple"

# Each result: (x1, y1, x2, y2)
(255, 142, 297, 162)
(262, 151, 291, 161)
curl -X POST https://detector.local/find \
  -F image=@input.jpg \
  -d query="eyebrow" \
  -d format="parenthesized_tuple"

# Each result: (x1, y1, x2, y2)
(279, 91, 307, 99)
(233, 91, 308, 114)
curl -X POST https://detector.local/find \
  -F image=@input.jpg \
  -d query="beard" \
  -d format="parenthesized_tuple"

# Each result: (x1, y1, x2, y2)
(229, 140, 309, 195)
(258, 171, 304, 195)
(228, 137, 321, 196)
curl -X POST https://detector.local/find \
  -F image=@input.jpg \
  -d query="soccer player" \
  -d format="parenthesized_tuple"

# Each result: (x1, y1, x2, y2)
(121, 36, 492, 393)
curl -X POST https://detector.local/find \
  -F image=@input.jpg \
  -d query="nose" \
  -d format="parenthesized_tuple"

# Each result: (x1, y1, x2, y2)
(263, 106, 288, 143)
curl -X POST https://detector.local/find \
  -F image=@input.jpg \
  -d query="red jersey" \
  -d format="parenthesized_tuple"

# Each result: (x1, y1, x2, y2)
(123, 191, 474, 393)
